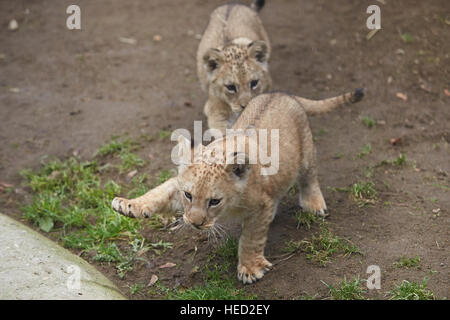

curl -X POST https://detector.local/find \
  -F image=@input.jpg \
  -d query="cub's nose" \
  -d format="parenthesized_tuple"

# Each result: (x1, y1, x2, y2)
(192, 219, 205, 229)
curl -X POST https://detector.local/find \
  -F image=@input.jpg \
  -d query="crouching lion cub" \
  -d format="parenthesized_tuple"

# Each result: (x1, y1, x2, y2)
(112, 91, 363, 284)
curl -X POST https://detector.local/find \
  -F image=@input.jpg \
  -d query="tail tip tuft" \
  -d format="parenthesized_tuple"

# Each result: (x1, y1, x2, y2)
(251, 0, 265, 12)
(354, 88, 365, 102)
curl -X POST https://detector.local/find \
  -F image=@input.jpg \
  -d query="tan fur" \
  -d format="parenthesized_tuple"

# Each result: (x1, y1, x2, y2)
(112, 92, 335, 284)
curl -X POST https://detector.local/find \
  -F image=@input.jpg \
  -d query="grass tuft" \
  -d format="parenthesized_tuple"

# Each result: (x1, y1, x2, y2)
(389, 279, 435, 300)
(322, 277, 367, 300)
(393, 256, 421, 269)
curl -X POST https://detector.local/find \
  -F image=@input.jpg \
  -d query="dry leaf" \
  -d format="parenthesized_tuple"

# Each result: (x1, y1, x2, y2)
(444, 89, 450, 97)
(126, 170, 138, 180)
(0, 182, 13, 188)
(159, 262, 176, 269)
(396, 92, 408, 101)
(390, 137, 402, 146)
(147, 274, 158, 287)
(419, 83, 432, 93)
(366, 29, 379, 41)
(153, 35, 162, 42)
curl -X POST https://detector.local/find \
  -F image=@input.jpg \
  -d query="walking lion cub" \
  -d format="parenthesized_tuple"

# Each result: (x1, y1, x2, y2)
(197, 1, 362, 131)
(112, 91, 363, 283)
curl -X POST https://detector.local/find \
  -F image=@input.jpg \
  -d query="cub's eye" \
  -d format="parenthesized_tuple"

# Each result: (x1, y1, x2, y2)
(250, 80, 259, 90)
(225, 84, 237, 93)
(208, 199, 221, 207)
(184, 191, 192, 201)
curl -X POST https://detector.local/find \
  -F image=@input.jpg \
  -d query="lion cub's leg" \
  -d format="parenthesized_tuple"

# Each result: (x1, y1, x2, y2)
(111, 177, 182, 218)
(297, 167, 328, 217)
(237, 203, 276, 284)
(204, 98, 232, 133)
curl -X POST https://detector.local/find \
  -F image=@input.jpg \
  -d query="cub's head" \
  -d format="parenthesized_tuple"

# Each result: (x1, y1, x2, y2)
(203, 40, 271, 114)
(175, 136, 251, 230)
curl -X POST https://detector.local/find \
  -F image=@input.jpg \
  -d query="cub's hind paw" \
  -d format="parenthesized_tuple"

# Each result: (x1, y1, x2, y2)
(237, 259, 272, 284)
(299, 194, 329, 218)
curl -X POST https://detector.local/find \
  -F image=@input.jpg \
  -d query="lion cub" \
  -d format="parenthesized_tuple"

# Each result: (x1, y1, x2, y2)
(197, 1, 363, 131)
(112, 92, 350, 284)
(198, 1, 272, 131)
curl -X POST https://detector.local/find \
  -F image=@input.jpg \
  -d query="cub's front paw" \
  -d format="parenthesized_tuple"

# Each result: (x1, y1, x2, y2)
(237, 258, 273, 284)
(112, 197, 150, 218)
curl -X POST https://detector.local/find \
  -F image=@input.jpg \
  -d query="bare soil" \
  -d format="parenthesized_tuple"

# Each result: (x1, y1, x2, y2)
(0, 0, 448, 299)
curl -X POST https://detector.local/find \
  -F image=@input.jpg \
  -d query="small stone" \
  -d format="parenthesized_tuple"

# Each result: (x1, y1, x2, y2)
(153, 34, 162, 42)
(8, 19, 18, 31)
(118, 37, 137, 45)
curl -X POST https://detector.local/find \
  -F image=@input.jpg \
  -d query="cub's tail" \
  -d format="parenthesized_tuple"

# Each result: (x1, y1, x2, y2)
(251, 0, 265, 12)
(293, 88, 365, 116)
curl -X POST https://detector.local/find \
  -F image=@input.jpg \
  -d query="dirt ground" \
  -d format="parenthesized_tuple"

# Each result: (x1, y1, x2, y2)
(0, 0, 448, 299)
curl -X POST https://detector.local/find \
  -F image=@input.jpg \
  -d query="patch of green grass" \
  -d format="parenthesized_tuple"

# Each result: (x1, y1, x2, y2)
(299, 224, 362, 266)
(157, 169, 173, 185)
(159, 130, 170, 140)
(94, 136, 145, 173)
(126, 173, 149, 199)
(360, 116, 376, 129)
(316, 128, 328, 136)
(433, 183, 450, 191)
(333, 152, 345, 159)
(322, 277, 367, 300)
(19, 156, 148, 276)
(94, 136, 139, 157)
(358, 143, 372, 158)
(297, 292, 319, 300)
(159, 238, 255, 300)
(118, 152, 144, 173)
(148, 240, 173, 256)
(295, 211, 321, 230)
(400, 32, 414, 43)
(363, 166, 374, 178)
(393, 256, 421, 269)
(283, 239, 304, 254)
(392, 153, 406, 166)
(94, 242, 125, 263)
(350, 182, 377, 207)
(211, 237, 239, 262)
(129, 283, 145, 296)
(389, 279, 435, 300)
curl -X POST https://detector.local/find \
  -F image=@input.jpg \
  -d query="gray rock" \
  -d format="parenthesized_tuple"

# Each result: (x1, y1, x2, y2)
(0, 213, 126, 300)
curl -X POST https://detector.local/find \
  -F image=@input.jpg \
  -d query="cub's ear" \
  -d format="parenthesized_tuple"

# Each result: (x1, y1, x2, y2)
(170, 131, 192, 173)
(203, 48, 224, 73)
(225, 152, 251, 179)
(248, 40, 269, 63)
